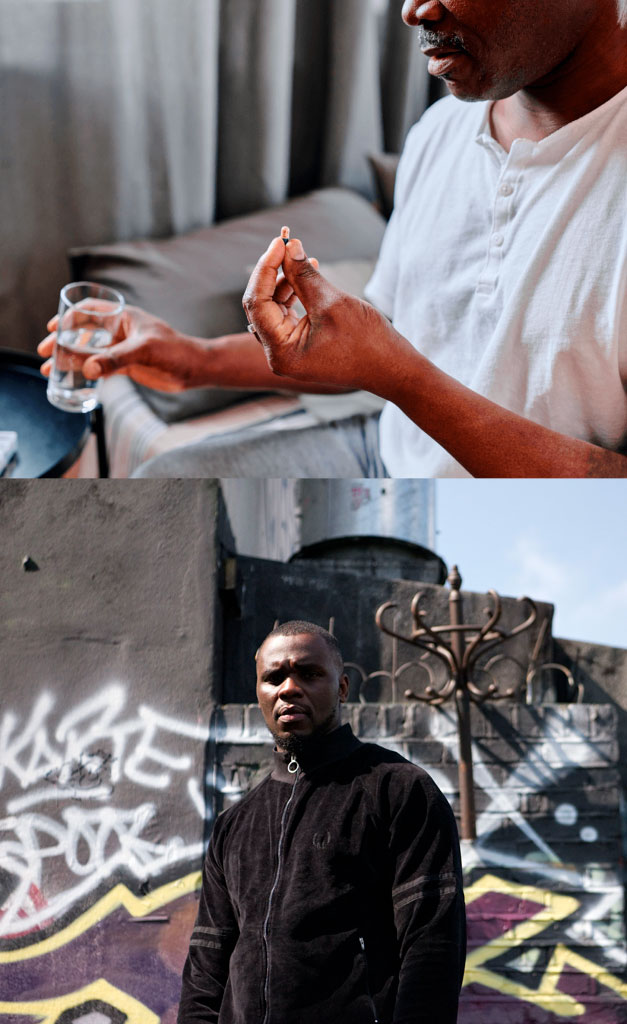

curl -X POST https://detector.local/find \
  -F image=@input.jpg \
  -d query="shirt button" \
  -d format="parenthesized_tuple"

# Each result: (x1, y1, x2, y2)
(500, 183, 513, 196)
(492, 233, 504, 247)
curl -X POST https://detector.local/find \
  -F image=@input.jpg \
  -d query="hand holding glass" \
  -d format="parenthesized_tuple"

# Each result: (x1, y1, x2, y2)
(46, 282, 125, 413)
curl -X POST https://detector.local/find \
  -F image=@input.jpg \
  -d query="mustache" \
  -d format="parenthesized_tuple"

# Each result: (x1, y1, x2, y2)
(417, 27, 468, 52)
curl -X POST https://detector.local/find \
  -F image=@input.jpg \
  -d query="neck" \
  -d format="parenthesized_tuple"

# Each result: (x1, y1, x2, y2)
(491, 22, 627, 151)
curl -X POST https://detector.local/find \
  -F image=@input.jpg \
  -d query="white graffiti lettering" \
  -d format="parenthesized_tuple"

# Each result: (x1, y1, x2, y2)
(0, 685, 209, 937)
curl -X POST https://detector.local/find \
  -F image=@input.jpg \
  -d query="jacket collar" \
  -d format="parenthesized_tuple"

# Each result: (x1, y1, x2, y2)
(270, 723, 361, 782)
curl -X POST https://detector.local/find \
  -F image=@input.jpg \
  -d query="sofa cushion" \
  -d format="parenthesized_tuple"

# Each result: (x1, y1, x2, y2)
(69, 188, 387, 423)
(367, 152, 400, 220)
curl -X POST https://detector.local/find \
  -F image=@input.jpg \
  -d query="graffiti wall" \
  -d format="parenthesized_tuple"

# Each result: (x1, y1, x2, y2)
(2, 482, 626, 1022)
(0, 482, 224, 1023)
(0, 686, 212, 1023)
(210, 701, 627, 1024)
(2, 697, 626, 1021)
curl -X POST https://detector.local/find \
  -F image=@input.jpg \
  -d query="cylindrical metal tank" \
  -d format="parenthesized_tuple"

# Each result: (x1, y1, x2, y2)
(296, 479, 435, 549)
(220, 479, 446, 583)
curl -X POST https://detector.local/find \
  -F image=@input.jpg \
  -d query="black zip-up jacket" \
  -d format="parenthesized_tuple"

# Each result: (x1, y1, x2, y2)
(178, 725, 466, 1024)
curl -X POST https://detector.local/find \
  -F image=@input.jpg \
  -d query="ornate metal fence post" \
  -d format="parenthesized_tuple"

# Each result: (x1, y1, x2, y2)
(375, 567, 539, 841)
(447, 567, 477, 841)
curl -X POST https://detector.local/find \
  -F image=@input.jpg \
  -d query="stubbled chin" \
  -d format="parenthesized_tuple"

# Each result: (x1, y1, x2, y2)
(272, 722, 310, 743)
(435, 63, 512, 104)
(439, 72, 496, 102)
(442, 81, 486, 101)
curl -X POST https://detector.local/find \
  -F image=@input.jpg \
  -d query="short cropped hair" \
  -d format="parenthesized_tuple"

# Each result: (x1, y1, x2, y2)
(258, 620, 345, 673)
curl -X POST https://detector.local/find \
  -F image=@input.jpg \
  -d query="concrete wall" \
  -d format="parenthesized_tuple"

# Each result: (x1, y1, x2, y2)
(0, 481, 223, 1024)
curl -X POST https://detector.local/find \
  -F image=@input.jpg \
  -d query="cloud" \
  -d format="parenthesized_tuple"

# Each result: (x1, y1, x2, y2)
(508, 533, 574, 604)
(563, 578, 627, 647)
(507, 533, 627, 648)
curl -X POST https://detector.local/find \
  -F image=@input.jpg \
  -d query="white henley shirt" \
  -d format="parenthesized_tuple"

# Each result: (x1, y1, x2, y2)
(365, 87, 627, 477)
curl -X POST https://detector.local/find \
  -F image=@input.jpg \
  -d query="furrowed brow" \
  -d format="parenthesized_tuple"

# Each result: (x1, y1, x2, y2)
(261, 660, 324, 681)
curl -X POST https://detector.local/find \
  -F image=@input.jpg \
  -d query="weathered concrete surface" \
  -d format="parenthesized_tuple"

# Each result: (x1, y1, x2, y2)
(0, 480, 224, 1024)
(0, 481, 221, 714)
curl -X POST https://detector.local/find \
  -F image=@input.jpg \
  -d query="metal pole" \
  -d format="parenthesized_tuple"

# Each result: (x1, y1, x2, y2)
(448, 567, 477, 841)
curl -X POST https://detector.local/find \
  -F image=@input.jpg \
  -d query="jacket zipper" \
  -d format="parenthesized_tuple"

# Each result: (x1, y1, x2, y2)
(359, 936, 379, 1024)
(261, 758, 301, 1024)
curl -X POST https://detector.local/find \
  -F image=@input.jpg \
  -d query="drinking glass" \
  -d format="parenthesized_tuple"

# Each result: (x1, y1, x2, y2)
(46, 282, 125, 414)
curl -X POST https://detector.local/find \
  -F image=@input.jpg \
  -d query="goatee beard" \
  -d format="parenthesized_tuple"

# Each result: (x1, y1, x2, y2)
(273, 711, 338, 760)
(276, 732, 309, 760)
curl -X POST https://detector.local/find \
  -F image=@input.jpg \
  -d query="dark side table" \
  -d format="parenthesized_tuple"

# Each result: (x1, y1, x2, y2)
(0, 349, 108, 478)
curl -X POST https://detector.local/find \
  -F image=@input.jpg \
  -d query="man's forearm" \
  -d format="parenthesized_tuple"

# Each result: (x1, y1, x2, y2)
(241, 239, 626, 475)
(197, 332, 348, 395)
(381, 346, 627, 478)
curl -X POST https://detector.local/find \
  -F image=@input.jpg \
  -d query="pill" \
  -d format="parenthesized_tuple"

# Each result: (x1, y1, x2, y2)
(281, 226, 290, 244)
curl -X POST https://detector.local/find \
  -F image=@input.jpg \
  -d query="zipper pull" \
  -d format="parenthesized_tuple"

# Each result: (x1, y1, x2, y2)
(287, 758, 300, 774)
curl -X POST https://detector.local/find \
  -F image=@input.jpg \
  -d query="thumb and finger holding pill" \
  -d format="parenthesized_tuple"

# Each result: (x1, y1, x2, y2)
(244, 225, 323, 332)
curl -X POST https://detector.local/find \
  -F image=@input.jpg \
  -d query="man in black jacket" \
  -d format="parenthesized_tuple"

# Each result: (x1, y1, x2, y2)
(178, 621, 466, 1023)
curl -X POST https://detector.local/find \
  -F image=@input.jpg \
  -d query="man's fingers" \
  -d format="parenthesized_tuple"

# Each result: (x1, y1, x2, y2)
(46, 298, 122, 334)
(281, 240, 328, 309)
(38, 335, 55, 358)
(38, 331, 132, 379)
(274, 276, 295, 307)
(273, 257, 318, 309)
(244, 237, 287, 305)
(243, 236, 290, 333)
(82, 337, 143, 379)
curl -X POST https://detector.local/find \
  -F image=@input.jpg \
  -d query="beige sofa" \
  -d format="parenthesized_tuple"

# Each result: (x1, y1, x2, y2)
(69, 187, 388, 477)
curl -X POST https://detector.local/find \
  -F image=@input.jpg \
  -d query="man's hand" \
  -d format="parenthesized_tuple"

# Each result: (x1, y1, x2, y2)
(243, 236, 413, 391)
(38, 302, 214, 392)
(245, 235, 627, 478)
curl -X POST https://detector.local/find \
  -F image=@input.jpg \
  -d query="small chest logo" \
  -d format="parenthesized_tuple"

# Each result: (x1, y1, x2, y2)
(312, 831, 332, 849)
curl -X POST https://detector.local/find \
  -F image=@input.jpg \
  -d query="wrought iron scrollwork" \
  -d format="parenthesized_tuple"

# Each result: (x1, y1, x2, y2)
(332, 570, 577, 841)
(374, 587, 538, 706)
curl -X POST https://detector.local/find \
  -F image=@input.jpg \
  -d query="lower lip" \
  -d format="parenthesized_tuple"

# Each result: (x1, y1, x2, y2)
(279, 712, 308, 722)
(427, 52, 470, 77)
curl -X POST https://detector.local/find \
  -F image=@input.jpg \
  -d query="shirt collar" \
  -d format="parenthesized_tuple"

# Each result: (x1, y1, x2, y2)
(475, 81, 627, 161)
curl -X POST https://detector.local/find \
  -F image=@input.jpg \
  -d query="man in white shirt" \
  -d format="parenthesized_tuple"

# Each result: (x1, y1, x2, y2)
(243, 0, 627, 477)
(362, 78, 627, 476)
(39, 0, 627, 476)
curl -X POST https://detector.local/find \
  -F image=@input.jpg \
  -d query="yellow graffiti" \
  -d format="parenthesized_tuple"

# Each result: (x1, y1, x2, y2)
(464, 873, 627, 1016)
(5, 870, 627, 1021)
(0, 978, 159, 1024)
(0, 871, 201, 964)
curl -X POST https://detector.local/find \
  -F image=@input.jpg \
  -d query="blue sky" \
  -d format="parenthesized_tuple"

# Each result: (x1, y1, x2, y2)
(436, 480, 627, 649)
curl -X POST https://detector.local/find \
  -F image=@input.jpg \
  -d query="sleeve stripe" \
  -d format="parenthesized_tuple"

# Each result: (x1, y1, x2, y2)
(192, 925, 236, 937)
(392, 873, 458, 898)
(189, 938, 225, 950)
(394, 884, 459, 910)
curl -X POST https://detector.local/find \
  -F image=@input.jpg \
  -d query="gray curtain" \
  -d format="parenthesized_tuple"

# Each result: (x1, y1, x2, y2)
(0, 0, 433, 354)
